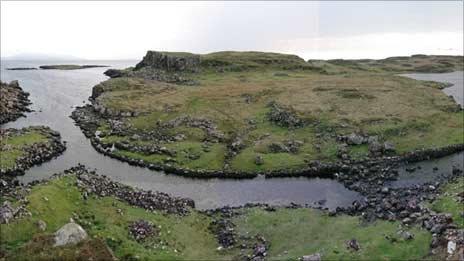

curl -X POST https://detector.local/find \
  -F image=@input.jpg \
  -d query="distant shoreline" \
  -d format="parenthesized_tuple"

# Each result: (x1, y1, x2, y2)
(39, 64, 109, 70)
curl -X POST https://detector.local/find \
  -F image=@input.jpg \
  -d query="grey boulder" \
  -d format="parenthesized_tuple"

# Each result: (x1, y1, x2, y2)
(53, 222, 88, 247)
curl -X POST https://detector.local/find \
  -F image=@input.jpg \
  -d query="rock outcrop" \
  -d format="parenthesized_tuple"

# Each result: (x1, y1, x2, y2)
(267, 101, 305, 128)
(0, 80, 32, 124)
(135, 51, 200, 72)
(103, 51, 201, 85)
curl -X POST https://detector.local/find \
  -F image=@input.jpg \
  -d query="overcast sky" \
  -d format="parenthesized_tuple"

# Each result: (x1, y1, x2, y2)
(1, 1, 463, 60)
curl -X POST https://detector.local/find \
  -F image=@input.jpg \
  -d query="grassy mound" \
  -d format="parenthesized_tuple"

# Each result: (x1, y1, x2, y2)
(0, 129, 49, 170)
(83, 52, 463, 173)
(0, 126, 65, 175)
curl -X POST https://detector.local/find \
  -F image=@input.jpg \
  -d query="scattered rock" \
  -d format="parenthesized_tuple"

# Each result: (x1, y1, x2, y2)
(447, 240, 456, 254)
(36, 220, 47, 231)
(268, 142, 290, 153)
(301, 253, 322, 261)
(267, 101, 304, 128)
(346, 133, 365, 145)
(0, 201, 14, 224)
(128, 220, 158, 242)
(399, 230, 414, 240)
(255, 155, 264, 165)
(347, 239, 360, 251)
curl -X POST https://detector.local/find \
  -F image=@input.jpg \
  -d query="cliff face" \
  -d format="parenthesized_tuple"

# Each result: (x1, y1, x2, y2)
(135, 51, 200, 72)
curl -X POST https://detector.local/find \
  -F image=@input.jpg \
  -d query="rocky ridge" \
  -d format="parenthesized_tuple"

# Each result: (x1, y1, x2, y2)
(0, 80, 32, 124)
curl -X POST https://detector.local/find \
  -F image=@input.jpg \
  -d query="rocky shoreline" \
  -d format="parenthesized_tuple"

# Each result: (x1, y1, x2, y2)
(0, 80, 32, 124)
(0, 165, 195, 222)
(0, 126, 66, 176)
(71, 104, 463, 180)
(69, 97, 464, 259)
(202, 166, 464, 260)
(1, 161, 462, 259)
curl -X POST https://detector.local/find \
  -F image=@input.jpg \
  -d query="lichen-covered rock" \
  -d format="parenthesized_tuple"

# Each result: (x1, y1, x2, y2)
(346, 133, 365, 145)
(0, 201, 14, 224)
(301, 253, 322, 261)
(53, 222, 88, 247)
(36, 220, 47, 231)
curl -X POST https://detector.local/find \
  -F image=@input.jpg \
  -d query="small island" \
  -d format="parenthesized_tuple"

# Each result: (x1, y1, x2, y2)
(39, 64, 109, 70)
(6, 67, 38, 71)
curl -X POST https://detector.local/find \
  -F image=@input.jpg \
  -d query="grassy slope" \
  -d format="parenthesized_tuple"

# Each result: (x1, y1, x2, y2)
(0, 176, 230, 260)
(0, 130, 49, 170)
(430, 177, 464, 228)
(0, 174, 435, 260)
(92, 53, 463, 172)
(234, 208, 431, 260)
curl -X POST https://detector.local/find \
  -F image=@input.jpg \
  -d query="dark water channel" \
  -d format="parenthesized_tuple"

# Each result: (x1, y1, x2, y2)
(1, 61, 462, 209)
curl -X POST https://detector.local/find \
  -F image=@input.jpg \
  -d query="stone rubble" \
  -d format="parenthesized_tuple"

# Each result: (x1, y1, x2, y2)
(72, 165, 194, 215)
(128, 219, 158, 242)
(267, 101, 304, 128)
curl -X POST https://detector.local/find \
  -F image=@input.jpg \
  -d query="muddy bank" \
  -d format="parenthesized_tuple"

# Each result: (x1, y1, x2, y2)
(0, 80, 32, 124)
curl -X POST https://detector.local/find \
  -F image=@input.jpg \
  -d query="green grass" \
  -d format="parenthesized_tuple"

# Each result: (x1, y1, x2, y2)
(430, 177, 464, 228)
(86, 52, 463, 173)
(0, 130, 49, 170)
(0, 176, 233, 260)
(319, 55, 463, 73)
(382, 112, 463, 153)
(233, 208, 432, 260)
(1, 173, 443, 260)
(349, 144, 369, 160)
